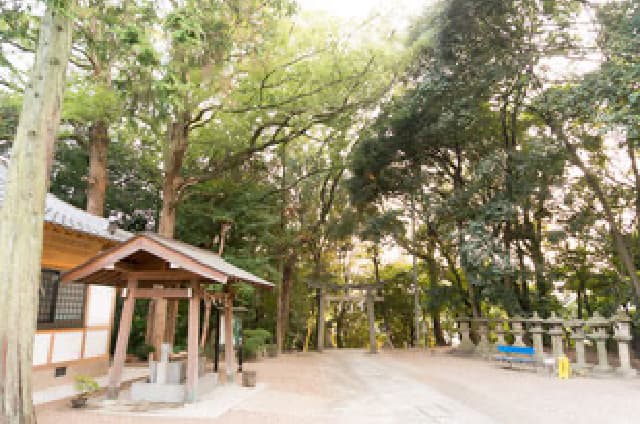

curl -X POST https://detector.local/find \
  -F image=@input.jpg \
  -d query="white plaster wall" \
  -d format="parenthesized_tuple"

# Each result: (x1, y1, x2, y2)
(51, 331, 83, 363)
(33, 333, 51, 366)
(86, 285, 115, 327)
(83, 329, 109, 358)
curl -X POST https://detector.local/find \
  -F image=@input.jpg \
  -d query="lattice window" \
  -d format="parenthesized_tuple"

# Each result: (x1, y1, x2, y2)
(38, 270, 59, 323)
(37, 269, 85, 329)
(54, 283, 85, 322)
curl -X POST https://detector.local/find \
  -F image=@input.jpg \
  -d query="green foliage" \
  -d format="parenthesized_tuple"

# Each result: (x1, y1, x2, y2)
(74, 375, 99, 396)
(243, 328, 272, 345)
(134, 344, 155, 361)
(242, 328, 273, 360)
(242, 337, 262, 361)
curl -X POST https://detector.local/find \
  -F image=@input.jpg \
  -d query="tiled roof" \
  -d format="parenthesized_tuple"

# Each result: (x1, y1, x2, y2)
(143, 232, 273, 287)
(62, 233, 274, 288)
(0, 157, 131, 242)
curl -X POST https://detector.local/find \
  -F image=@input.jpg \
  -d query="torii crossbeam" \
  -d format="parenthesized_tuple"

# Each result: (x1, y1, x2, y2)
(307, 281, 385, 354)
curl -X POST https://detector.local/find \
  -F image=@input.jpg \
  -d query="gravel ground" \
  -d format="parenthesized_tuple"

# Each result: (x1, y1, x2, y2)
(36, 348, 640, 423)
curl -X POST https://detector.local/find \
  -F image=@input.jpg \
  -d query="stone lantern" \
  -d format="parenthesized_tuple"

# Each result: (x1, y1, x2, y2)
(527, 312, 545, 363)
(493, 318, 507, 347)
(457, 316, 475, 353)
(613, 310, 636, 378)
(510, 315, 526, 347)
(566, 319, 589, 371)
(474, 318, 491, 357)
(545, 312, 565, 358)
(587, 312, 612, 374)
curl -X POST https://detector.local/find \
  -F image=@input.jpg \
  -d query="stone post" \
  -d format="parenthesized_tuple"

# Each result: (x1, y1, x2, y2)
(546, 312, 564, 358)
(474, 318, 491, 357)
(510, 315, 526, 347)
(457, 316, 475, 353)
(493, 319, 507, 347)
(613, 310, 636, 378)
(527, 312, 544, 363)
(567, 319, 589, 371)
(587, 312, 612, 374)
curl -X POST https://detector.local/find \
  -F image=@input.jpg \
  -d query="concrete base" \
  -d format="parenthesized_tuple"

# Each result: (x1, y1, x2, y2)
(130, 382, 186, 403)
(130, 373, 218, 403)
(616, 368, 637, 378)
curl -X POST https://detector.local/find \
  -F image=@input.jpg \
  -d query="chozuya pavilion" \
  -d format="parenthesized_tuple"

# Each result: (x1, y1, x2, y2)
(61, 232, 273, 403)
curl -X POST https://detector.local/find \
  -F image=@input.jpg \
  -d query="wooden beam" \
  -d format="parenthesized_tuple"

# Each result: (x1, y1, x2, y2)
(125, 270, 201, 281)
(61, 235, 229, 285)
(186, 280, 200, 402)
(324, 295, 384, 302)
(107, 276, 137, 399)
(200, 299, 212, 348)
(132, 287, 192, 299)
(224, 287, 235, 383)
(203, 291, 230, 303)
(151, 284, 167, 361)
(306, 281, 386, 291)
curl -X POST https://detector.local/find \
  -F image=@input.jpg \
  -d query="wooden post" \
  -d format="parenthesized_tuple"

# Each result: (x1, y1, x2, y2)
(151, 285, 167, 358)
(214, 306, 220, 372)
(224, 289, 235, 383)
(186, 280, 200, 402)
(317, 287, 325, 352)
(107, 277, 137, 399)
(367, 290, 377, 354)
(200, 299, 212, 348)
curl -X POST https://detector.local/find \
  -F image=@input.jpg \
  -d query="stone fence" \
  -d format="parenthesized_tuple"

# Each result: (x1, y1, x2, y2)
(455, 310, 636, 377)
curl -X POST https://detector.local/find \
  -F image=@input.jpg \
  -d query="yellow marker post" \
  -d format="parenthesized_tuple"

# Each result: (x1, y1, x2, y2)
(557, 355, 570, 379)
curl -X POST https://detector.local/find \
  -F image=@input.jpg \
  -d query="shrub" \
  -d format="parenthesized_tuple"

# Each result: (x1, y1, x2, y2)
(243, 328, 272, 345)
(134, 343, 155, 361)
(242, 337, 262, 361)
(74, 375, 99, 396)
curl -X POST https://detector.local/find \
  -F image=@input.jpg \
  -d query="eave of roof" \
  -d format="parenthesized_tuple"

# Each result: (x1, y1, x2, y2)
(62, 233, 274, 289)
(0, 157, 132, 242)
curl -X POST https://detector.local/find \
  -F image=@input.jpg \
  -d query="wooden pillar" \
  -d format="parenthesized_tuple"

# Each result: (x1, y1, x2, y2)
(317, 287, 325, 352)
(151, 284, 167, 356)
(107, 277, 137, 399)
(186, 280, 200, 402)
(367, 290, 377, 354)
(224, 288, 235, 383)
(200, 298, 212, 348)
(214, 306, 220, 372)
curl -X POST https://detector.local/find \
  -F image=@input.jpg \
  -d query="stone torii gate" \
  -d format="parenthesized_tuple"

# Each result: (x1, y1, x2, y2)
(308, 282, 384, 354)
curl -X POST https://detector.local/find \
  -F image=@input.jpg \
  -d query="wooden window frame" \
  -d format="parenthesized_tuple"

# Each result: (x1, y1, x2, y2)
(37, 269, 86, 330)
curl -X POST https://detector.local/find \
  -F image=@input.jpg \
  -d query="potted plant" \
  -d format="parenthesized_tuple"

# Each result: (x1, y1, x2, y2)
(71, 375, 99, 408)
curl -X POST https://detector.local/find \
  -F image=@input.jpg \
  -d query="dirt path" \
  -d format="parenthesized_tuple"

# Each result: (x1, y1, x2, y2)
(36, 349, 640, 423)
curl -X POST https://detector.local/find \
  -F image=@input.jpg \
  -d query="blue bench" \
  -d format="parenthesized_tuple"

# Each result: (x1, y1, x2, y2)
(493, 345, 536, 367)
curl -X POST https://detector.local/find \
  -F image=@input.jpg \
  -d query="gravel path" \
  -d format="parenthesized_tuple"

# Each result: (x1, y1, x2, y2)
(36, 349, 640, 423)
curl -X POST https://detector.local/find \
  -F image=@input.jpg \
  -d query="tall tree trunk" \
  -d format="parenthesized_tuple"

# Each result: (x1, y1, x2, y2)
(150, 118, 188, 354)
(0, 4, 73, 423)
(627, 138, 640, 232)
(279, 255, 295, 352)
(426, 225, 445, 345)
(432, 313, 446, 346)
(276, 144, 287, 353)
(552, 124, 640, 300)
(86, 120, 109, 216)
(453, 143, 479, 317)
(577, 284, 583, 319)
(516, 242, 530, 313)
